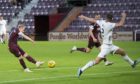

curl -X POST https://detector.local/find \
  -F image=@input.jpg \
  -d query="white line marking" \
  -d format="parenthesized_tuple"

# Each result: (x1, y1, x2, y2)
(0, 70, 140, 84)
(0, 67, 78, 73)
(0, 65, 140, 73)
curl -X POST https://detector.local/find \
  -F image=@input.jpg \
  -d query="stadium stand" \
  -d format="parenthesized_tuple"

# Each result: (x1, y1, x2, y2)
(65, 0, 140, 32)
(0, 0, 22, 23)
(18, 0, 66, 35)
(0, 0, 139, 34)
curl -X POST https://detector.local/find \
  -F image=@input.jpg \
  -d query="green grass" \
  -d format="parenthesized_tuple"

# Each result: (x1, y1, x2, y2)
(0, 41, 140, 84)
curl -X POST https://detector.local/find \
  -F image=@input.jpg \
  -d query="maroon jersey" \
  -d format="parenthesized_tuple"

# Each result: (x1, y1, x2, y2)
(8, 28, 26, 57)
(87, 23, 101, 49)
(89, 23, 100, 39)
(8, 28, 20, 46)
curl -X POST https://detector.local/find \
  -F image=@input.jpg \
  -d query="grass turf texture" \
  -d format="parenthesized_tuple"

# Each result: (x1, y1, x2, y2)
(0, 41, 140, 84)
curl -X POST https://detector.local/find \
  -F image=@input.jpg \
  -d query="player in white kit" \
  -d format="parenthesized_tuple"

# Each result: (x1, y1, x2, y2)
(0, 16, 7, 44)
(77, 13, 139, 78)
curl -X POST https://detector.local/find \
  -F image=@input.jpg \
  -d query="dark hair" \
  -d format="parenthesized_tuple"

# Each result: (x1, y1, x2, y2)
(106, 13, 113, 21)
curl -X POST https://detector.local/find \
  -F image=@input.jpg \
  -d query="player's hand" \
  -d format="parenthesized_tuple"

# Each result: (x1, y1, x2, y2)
(79, 15, 85, 20)
(93, 39, 98, 43)
(121, 12, 126, 17)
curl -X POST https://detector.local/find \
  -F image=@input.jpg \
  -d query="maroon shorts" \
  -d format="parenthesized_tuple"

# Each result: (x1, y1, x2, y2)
(9, 44, 25, 57)
(87, 37, 101, 49)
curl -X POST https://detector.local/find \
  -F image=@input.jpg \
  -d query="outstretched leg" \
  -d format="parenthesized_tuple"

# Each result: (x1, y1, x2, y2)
(18, 56, 32, 72)
(18, 56, 27, 69)
(115, 48, 137, 68)
(78, 57, 103, 78)
(77, 47, 88, 53)
(98, 47, 113, 66)
(23, 53, 44, 67)
(70, 46, 91, 53)
(24, 53, 36, 64)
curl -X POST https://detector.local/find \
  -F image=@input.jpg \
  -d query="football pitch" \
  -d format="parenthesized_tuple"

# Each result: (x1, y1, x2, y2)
(0, 41, 140, 84)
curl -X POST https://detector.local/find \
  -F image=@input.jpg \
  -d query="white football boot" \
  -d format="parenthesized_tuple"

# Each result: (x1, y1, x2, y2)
(36, 61, 44, 67)
(24, 68, 32, 72)
(70, 46, 77, 53)
(105, 61, 114, 66)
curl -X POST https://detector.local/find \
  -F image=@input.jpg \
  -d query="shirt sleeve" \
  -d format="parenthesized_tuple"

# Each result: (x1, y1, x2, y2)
(89, 25, 94, 30)
(96, 20, 103, 27)
(112, 23, 116, 29)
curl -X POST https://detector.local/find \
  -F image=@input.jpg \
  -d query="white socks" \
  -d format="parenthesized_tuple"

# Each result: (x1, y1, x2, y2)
(80, 55, 134, 72)
(123, 55, 134, 65)
(81, 61, 95, 71)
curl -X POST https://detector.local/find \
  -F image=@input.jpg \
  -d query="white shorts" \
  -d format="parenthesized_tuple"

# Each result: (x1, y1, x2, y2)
(98, 44, 119, 58)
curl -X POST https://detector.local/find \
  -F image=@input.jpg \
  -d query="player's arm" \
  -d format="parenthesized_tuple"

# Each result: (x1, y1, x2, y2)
(19, 32, 34, 43)
(89, 26, 97, 42)
(115, 13, 126, 28)
(79, 15, 97, 23)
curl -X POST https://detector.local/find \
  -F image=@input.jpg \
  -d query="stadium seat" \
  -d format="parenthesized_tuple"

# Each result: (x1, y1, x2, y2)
(65, 0, 140, 32)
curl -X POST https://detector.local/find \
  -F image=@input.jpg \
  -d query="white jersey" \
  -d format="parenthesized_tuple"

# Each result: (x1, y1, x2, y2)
(0, 20, 7, 35)
(96, 20, 116, 44)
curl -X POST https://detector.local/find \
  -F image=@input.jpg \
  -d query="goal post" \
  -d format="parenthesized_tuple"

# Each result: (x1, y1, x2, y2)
(134, 30, 140, 41)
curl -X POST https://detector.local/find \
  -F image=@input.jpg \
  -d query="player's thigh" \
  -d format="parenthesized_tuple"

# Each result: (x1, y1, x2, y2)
(95, 56, 104, 64)
(87, 38, 95, 49)
(9, 45, 22, 57)
(17, 46, 26, 56)
(114, 48, 126, 56)
(98, 48, 110, 58)
(111, 45, 120, 54)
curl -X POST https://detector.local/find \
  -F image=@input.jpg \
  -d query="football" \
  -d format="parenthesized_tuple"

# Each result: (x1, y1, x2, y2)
(48, 60, 56, 68)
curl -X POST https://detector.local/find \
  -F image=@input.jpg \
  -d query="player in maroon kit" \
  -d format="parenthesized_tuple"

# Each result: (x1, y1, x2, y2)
(8, 24, 44, 72)
(70, 14, 113, 66)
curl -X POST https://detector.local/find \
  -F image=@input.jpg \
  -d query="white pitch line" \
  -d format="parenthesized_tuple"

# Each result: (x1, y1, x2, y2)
(0, 70, 140, 84)
(0, 67, 78, 73)
(0, 65, 140, 73)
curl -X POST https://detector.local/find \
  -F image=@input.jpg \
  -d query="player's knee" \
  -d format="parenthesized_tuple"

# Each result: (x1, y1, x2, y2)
(18, 56, 23, 60)
(23, 53, 28, 57)
(118, 48, 125, 56)
(95, 61, 99, 64)
(95, 57, 102, 64)
(86, 48, 91, 53)
(116, 48, 126, 56)
(121, 50, 126, 56)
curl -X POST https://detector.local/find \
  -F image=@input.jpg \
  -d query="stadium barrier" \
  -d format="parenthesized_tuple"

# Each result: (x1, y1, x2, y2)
(49, 32, 88, 41)
(48, 32, 133, 41)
